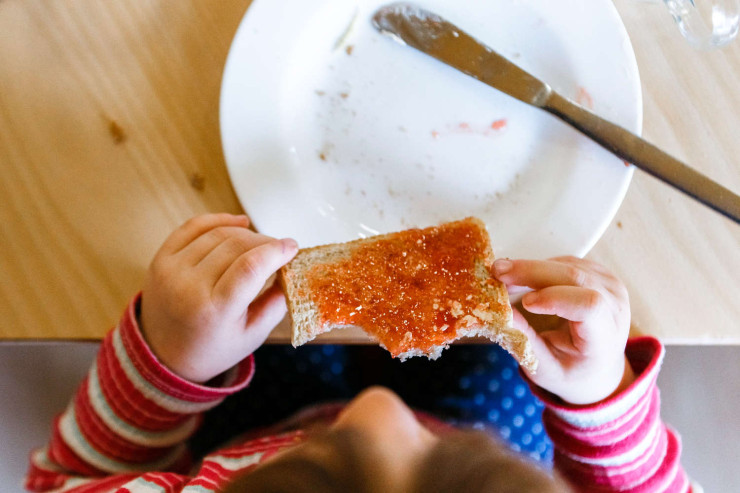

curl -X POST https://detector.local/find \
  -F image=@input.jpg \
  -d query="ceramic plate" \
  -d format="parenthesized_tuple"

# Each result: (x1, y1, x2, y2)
(220, 0, 642, 258)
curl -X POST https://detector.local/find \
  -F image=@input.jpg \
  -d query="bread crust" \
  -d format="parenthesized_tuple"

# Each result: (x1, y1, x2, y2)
(279, 218, 537, 372)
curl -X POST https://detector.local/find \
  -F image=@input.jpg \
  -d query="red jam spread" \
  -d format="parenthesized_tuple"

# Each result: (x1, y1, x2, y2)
(305, 220, 502, 357)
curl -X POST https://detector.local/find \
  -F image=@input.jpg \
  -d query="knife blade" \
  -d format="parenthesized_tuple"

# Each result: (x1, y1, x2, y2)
(372, 3, 740, 225)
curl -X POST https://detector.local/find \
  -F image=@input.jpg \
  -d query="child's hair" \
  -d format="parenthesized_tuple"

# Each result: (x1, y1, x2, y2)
(223, 428, 573, 492)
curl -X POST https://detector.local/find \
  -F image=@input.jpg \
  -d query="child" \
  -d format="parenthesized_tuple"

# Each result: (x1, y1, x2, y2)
(26, 213, 692, 492)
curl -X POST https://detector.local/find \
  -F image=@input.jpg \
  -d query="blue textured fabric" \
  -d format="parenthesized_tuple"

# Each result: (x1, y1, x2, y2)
(191, 344, 552, 464)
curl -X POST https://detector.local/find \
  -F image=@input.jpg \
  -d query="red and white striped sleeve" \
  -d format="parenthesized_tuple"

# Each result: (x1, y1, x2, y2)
(25, 294, 255, 492)
(530, 337, 692, 493)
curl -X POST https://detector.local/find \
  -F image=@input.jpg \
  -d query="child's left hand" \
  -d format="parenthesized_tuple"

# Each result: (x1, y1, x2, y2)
(140, 213, 298, 383)
(494, 256, 634, 405)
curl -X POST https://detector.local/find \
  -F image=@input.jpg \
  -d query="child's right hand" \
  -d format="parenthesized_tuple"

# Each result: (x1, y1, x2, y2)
(140, 213, 298, 384)
(494, 257, 635, 405)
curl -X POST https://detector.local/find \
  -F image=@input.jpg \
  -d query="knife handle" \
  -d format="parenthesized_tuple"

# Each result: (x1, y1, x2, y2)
(543, 92, 740, 225)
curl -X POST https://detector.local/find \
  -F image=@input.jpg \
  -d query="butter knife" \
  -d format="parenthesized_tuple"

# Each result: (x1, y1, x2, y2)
(372, 3, 740, 225)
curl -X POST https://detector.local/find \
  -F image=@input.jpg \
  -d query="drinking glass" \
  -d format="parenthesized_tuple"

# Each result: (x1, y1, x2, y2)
(658, 0, 740, 48)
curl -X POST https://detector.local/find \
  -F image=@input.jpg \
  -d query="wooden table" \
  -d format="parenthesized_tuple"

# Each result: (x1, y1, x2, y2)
(1, 0, 738, 343)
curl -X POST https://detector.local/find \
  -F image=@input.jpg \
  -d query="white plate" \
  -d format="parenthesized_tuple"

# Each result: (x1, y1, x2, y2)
(220, 0, 642, 259)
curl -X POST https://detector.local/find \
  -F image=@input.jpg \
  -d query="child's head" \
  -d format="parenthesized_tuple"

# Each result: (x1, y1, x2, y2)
(223, 387, 572, 492)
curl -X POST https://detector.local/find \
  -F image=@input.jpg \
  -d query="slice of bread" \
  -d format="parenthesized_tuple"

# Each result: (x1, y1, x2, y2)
(279, 217, 537, 372)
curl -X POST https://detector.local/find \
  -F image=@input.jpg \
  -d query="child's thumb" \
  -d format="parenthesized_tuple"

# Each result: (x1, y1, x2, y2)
(241, 283, 287, 352)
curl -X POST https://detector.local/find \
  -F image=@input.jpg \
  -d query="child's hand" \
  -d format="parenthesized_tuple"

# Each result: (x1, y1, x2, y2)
(140, 214, 298, 383)
(494, 257, 635, 405)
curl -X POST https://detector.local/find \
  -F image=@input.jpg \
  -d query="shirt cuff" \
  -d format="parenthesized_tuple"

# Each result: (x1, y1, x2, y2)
(528, 337, 664, 429)
(526, 337, 691, 492)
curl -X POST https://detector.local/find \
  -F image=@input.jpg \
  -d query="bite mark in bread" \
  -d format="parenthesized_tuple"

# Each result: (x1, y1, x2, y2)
(279, 217, 537, 372)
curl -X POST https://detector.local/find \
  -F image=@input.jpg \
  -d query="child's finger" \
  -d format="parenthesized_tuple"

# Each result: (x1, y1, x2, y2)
(549, 256, 626, 299)
(511, 307, 532, 333)
(512, 308, 550, 355)
(240, 284, 288, 350)
(521, 285, 607, 323)
(511, 308, 560, 376)
(159, 214, 249, 256)
(195, 231, 276, 280)
(212, 238, 298, 307)
(550, 256, 613, 278)
(493, 259, 598, 291)
(505, 284, 532, 296)
(178, 227, 272, 266)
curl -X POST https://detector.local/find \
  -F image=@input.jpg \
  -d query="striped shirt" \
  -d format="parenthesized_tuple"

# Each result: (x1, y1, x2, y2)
(25, 296, 692, 492)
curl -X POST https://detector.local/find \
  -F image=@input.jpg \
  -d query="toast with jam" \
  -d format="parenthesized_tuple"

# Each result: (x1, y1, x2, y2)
(278, 217, 537, 372)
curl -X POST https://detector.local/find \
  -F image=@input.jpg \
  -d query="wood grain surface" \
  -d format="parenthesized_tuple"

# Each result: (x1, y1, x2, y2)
(0, 0, 738, 343)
